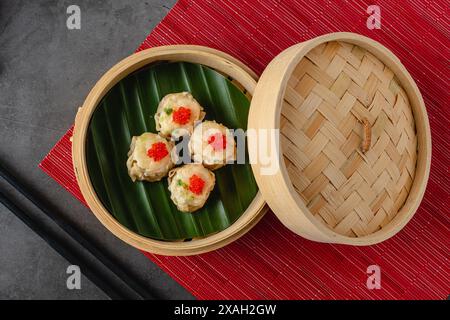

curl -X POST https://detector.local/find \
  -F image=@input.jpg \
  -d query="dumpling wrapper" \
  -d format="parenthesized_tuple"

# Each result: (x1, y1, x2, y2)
(126, 132, 175, 182)
(155, 92, 205, 139)
(189, 120, 236, 170)
(168, 164, 215, 213)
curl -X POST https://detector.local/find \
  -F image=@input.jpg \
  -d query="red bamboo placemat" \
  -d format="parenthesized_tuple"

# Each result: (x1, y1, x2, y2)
(40, 0, 449, 299)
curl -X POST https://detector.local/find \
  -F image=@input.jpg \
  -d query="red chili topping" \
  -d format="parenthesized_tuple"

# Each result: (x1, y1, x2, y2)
(188, 174, 205, 195)
(147, 142, 169, 161)
(172, 107, 191, 125)
(207, 133, 227, 151)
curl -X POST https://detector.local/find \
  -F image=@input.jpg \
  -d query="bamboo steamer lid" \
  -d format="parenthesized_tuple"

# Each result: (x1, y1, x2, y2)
(248, 32, 431, 245)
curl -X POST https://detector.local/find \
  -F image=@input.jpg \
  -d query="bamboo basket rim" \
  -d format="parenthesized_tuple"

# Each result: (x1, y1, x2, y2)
(72, 45, 268, 256)
(248, 32, 431, 245)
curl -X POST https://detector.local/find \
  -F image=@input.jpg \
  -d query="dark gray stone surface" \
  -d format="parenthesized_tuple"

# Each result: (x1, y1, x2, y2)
(0, 0, 193, 299)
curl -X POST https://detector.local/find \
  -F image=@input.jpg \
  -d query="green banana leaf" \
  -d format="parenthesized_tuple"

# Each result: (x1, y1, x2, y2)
(86, 62, 258, 241)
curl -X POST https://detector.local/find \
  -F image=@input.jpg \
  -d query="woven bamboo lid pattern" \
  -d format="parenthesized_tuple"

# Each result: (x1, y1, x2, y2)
(248, 33, 430, 245)
(281, 40, 417, 237)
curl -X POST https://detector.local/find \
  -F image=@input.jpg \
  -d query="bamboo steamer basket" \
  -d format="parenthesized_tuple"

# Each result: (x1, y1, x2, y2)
(248, 32, 431, 245)
(73, 33, 431, 255)
(72, 45, 268, 256)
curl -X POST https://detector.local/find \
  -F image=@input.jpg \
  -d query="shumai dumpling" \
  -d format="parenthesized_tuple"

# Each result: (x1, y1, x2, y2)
(155, 92, 205, 139)
(189, 120, 236, 170)
(126, 133, 174, 182)
(168, 164, 215, 212)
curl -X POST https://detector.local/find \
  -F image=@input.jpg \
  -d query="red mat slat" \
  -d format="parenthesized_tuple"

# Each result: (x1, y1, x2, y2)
(39, 0, 450, 299)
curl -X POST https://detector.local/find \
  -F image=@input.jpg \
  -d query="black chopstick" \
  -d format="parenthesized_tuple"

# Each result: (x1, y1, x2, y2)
(0, 188, 131, 299)
(0, 161, 157, 300)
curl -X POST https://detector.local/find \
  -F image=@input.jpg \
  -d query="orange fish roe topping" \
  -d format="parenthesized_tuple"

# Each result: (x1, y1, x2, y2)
(188, 174, 205, 195)
(147, 142, 169, 162)
(172, 106, 191, 125)
(207, 133, 227, 151)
